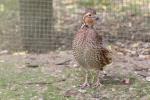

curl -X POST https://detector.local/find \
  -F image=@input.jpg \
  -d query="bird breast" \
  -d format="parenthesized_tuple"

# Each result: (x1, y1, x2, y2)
(73, 28, 102, 68)
(73, 27, 112, 70)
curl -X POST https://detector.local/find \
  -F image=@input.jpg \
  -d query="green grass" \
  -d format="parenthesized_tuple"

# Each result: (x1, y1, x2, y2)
(0, 62, 61, 100)
(0, 60, 150, 100)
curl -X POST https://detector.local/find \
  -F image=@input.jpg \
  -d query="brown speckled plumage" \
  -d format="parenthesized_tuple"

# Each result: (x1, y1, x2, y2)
(73, 26, 111, 70)
(72, 8, 112, 88)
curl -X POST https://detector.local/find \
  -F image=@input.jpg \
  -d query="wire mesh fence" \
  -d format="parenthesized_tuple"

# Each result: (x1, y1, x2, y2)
(0, 0, 150, 53)
(19, 0, 53, 52)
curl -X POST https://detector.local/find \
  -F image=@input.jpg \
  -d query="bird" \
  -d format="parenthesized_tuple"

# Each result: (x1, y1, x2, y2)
(72, 8, 112, 88)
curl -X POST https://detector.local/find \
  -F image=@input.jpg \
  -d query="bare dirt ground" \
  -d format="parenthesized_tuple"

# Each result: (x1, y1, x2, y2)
(0, 41, 149, 100)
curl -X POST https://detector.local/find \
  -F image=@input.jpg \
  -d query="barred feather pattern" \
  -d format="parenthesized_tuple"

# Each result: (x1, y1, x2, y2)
(72, 25, 112, 70)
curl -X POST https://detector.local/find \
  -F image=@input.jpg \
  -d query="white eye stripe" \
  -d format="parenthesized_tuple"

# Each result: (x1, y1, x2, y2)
(83, 13, 91, 20)
(85, 12, 91, 16)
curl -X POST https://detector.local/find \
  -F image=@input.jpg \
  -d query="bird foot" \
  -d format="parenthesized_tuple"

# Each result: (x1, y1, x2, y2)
(80, 82, 90, 89)
(92, 81, 103, 88)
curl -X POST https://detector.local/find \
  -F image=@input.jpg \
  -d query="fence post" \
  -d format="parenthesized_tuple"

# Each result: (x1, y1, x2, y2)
(19, 0, 53, 53)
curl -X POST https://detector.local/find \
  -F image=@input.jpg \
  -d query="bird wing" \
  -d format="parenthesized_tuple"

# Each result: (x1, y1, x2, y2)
(97, 46, 112, 66)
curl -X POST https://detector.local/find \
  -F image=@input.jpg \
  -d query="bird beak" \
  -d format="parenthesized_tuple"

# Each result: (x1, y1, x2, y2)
(95, 16, 99, 20)
(92, 16, 99, 21)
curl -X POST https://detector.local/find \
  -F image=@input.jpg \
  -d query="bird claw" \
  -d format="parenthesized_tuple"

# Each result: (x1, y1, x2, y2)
(80, 82, 90, 89)
(92, 81, 103, 88)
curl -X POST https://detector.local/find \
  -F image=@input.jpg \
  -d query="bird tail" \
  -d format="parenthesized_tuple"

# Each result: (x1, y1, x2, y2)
(106, 45, 125, 62)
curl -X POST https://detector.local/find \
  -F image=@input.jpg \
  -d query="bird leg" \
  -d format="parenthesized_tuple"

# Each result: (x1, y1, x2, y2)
(80, 70, 90, 89)
(92, 70, 103, 88)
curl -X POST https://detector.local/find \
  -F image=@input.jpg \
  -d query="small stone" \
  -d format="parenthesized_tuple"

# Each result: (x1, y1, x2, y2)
(139, 55, 145, 59)
(117, 52, 124, 55)
(141, 49, 150, 55)
(111, 88, 116, 91)
(129, 87, 134, 91)
(129, 50, 138, 57)
(72, 85, 76, 88)
(145, 77, 150, 81)
(143, 43, 150, 48)
(78, 89, 86, 93)
(0, 50, 9, 55)
(73, 64, 79, 67)
(128, 22, 132, 27)
(139, 55, 150, 60)
(131, 42, 141, 48)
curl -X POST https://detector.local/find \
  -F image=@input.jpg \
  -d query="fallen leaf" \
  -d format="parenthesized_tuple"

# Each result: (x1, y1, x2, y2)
(0, 60, 5, 63)
(13, 51, 27, 56)
(122, 78, 131, 85)
(64, 89, 79, 97)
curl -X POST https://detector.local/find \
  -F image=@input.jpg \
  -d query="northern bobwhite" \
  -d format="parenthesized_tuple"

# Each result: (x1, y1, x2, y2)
(72, 8, 112, 88)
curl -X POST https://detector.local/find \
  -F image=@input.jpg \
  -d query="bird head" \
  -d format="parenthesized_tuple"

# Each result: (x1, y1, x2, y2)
(82, 8, 99, 27)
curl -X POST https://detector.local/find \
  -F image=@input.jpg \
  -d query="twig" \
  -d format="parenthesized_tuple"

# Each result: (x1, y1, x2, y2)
(55, 59, 71, 65)
(137, 73, 147, 78)
(24, 82, 52, 85)
(20, 79, 66, 85)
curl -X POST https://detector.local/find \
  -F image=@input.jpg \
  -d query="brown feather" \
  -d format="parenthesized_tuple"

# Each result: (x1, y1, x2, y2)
(72, 25, 112, 70)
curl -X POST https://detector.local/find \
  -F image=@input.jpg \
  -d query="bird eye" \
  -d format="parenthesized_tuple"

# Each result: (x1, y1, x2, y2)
(88, 14, 91, 16)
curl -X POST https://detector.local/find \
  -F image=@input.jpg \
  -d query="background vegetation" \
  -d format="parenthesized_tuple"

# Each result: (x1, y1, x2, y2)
(0, 1, 149, 99)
